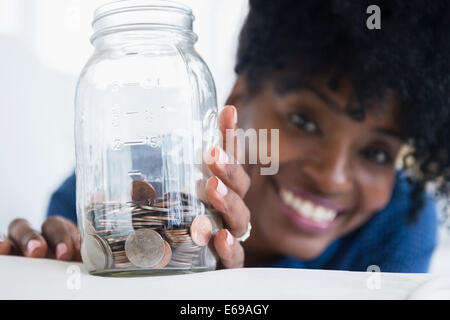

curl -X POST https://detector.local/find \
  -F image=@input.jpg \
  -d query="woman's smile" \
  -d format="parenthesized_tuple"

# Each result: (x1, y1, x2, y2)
(270, 179, 344, 234)
(270, 176, 344, 234)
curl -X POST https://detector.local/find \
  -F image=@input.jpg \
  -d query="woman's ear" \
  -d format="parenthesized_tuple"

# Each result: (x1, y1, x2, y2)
(225, 75, 248, 109)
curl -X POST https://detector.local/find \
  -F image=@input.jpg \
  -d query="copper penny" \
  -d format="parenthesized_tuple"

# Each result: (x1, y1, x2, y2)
(153, 240, 172, 268)
(131, 180, 157, 204)
(190, 215, 212, 246)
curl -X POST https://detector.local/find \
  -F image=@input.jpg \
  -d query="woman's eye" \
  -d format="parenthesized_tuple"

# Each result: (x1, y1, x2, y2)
(363, 148, 391, 165)
(289, 113, 318, 133)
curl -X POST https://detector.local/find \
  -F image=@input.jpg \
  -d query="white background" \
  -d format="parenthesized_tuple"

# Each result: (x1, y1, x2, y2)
(0, 0, 448, 273)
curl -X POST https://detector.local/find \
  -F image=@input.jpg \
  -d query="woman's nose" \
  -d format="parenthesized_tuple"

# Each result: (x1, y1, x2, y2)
(301, 142, 353, 196)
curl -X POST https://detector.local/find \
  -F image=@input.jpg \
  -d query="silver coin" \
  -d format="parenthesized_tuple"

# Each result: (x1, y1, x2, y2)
(85, 220, 97, 234)
(125, 229, 165, 268)
(140, 205, 170, 213)
(82, 234, 110, 270)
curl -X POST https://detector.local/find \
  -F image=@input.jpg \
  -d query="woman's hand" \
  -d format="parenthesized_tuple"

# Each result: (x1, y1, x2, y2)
(206, 105, 251, 269)
(0, 216, 81, 261)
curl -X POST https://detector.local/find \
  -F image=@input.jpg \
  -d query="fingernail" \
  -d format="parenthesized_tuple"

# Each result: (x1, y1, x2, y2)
(232, 106, 238, 124)
(0, 234, 5, 242)
(27, 240, 41, 256)
(211, 147, 229, 165)
(225, 230, 234, 246)
(215, 177, 228, 197)
(55, 243, 68, 260)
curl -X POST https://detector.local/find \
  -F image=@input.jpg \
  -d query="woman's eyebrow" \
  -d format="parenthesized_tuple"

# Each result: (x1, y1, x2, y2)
(373, 128, 404, 141)
(302, 85, 341, 113)
(296, 88, 403, 141)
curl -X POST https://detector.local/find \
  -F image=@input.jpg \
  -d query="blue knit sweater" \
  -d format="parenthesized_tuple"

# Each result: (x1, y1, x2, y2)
(47, 172, 438, 273)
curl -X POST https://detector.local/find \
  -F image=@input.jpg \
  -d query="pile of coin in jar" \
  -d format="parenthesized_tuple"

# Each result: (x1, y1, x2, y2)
(82, 180, 220, 271)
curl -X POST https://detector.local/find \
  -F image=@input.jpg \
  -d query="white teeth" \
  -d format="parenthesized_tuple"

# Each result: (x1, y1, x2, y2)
(300, 201, 314, 218)
(313, 206, 327, 222)
(280, 188, 338, 223)
(285, 190, 294, 204)
(325, 209, 337, 221)
(293, 198, 303, 212)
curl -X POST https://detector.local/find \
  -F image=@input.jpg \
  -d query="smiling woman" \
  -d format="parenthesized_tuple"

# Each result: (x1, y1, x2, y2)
(1, 0, 449, 275)
(235, 76, 409, 263)
(228, 0, 449, 270)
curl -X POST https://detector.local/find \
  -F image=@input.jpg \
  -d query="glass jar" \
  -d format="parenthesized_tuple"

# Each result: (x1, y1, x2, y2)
(75, 0, 221, 276)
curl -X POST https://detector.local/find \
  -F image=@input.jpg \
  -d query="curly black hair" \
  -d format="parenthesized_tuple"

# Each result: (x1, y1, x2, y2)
(235, 0, 450, 221)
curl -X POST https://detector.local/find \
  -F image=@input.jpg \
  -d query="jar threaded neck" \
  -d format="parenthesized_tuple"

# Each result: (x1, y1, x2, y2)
(91, 0, 195, 43)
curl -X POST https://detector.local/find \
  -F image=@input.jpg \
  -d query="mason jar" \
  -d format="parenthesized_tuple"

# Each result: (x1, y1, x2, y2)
(75, 0, 221, 276)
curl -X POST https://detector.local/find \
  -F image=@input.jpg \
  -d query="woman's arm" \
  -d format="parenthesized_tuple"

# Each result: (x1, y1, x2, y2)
(47, 173, 77, 223)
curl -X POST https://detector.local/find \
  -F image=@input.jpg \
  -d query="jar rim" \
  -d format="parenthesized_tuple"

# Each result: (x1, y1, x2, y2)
(93, 0, 193, 23)
(92, 0, 195, 42)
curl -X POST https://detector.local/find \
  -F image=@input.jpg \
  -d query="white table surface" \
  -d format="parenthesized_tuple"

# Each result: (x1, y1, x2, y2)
(1, 256, 450, 300)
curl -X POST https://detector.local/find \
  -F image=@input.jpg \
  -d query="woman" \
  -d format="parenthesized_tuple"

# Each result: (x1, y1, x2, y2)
(1, 0, 449, 272)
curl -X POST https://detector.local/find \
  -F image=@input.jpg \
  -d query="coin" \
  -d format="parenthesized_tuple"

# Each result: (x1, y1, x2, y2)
(125, 229, 165, 268)
(153, 199, 180, 208)
(190, 215, 212, 246)
(139, 205, 169, 213)
(85, 185, 221, 272)
(131, 180, 157, 204)
(153, 240, 172, 269)
(82, 234, 111, 270)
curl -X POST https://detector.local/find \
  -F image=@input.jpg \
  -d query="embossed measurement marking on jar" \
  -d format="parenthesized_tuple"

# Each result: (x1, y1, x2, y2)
(113, 139, 122, 151)
(128, 170, 143, 179)
(146, 136, 161, 148)
(128, 170, 143, 176)
(144, 108, 153, 123)
(112, 138, 161, 150)
(121, 82, 139, 87)
(141, 77, 161, 89)
(112, 105, 120, 128)
(123, 141, 146, 147)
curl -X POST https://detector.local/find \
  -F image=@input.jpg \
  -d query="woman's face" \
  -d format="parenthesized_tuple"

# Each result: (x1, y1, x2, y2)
(232, 75, 404, 262)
